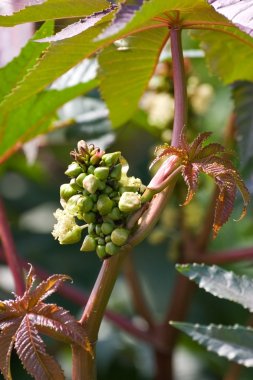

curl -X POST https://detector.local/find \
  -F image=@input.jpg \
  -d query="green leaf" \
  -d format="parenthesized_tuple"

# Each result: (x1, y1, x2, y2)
(171, 322, 253, 367)
(0, 13, 113, 113)
(176, 264, 253, 312)
(0, 21, 54, 102)
(192, 28, 253, 83)
(0, 0, 110, 26)
(0, 79, 98, 163)
(232, 81, 253, 168)
(99, 27, 169, 126)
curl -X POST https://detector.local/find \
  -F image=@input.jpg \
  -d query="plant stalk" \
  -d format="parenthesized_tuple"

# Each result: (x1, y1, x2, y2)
(170, 27, 187, 147)
(0, 198, 25, 295)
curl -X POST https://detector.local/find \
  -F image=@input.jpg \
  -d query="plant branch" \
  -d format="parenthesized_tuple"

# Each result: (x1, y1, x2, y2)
(188, 246, 253, 265)
(123, 253, 154, 328)
(0, 198, 25, 295)
(170, 27, 187, 147)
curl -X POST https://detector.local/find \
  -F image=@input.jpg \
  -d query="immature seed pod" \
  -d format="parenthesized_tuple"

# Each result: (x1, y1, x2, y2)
(106, 207, 122, 221)
(76, 173, 86, 187)
(101, 222, 114, 235)
(97, 194, 113, 216)
(77, 195, 93, 213)
(83, 212, 96, 223)
(61, 226, 82, 244)
(65, 162, 83, 177)
(81, 235, 97, 252)
(83, 174, 99, 194)
(60, 184, 77, 201)
(87, 165, 96, 174)
(102, 152, 121, 167)
(118, 192, 141, 213)
(96, 245, 107, 259)
(94, 167, 110, 180)
(111, 228, 129, 246)
(105, 242, 119, 256)
(110, 164, 122, 180)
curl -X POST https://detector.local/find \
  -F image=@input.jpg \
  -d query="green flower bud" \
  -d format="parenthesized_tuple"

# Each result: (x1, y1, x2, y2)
(101, 222, 114, 235)
(96, 245, 107, 259)
(77, 195, 93, 213)
(105, 242, 119, 256)
(97, 237, 105, 245)
(81, 235, 97, 252)
(90, 194, 98, 202)
(87, 165, 96, 174)
(118, 192, 141, 213)
(104, 185, 113, 195)
(83, 174, 99, 194)
(88, 223, 95, 235)
(83, 212, 96, 223)
(111, 228, 129, 246)
(61, 226, 82, 244)
(60, 184, 77, 201)
(95, 224, 102, 236)
(65, 162, 83, 177)
(102, 152, 121, 167)
(110, 164, 122, 180)
(66, 195, 82, 215)
(97, 180, 106, 191)
(105, 235, 111, 243)
(90, 153, 101, 166)
(97, 194, 113, 216)
(94, 167, 110, 180)
(70, 178, 82, 191)
(76, 173, 86, 187)
(106, 207, 122, 221)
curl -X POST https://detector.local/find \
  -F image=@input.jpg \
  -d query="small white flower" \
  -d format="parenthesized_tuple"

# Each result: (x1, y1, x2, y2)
(52, 209, 82, 244)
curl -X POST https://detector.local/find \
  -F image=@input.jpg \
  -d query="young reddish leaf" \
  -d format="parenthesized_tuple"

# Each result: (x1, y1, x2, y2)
(25, 264, 36, 293)
(28, 274, 71, 308)
(181, 163, 200, 205)
(149, 132, 250, 237)
(31, 303, 91, 351)
(0, 267, 90, 379)
(15, 315, 64, 380)
(0, 321, 20, 379)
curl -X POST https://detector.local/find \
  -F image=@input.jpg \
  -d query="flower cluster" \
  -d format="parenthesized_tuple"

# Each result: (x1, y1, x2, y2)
(52, 141, 146, 259)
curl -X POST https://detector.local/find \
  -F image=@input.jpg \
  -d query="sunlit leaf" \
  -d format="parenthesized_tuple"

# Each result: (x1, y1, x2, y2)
(176, 263, 253, 311)
(0, 0, 110, 26)
(0, 79, 98, 164)
(172, 322, 253, 367)
(208, 0, 253, 37)
(99, 27, 169, 126)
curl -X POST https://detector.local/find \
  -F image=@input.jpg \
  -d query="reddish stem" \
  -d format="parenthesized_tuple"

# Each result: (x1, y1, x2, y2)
(0, 199, 25, 295)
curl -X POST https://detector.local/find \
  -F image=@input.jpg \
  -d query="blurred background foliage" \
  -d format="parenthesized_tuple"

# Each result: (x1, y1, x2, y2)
(1, 25, 253, 380)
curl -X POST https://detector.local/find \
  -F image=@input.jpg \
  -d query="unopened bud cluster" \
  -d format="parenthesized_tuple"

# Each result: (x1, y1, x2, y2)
(52, 141, 145, 259)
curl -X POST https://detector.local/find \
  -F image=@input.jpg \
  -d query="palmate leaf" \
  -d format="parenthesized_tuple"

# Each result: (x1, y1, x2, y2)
(0, 79, 98, 164)
(99, 27, 169, 126)
(15, 315, 64, 380)
(171, 322, 253, 367)
(0, 268, 90, 380)
(208, 0, 253, 37)
(0, 20, 53, 102)
(176, 263, 253, 311)
(0, 0, 110, 26)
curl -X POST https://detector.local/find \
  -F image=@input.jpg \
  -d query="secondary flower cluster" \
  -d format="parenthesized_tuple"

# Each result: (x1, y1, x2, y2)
(52, 141, 146, 259)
